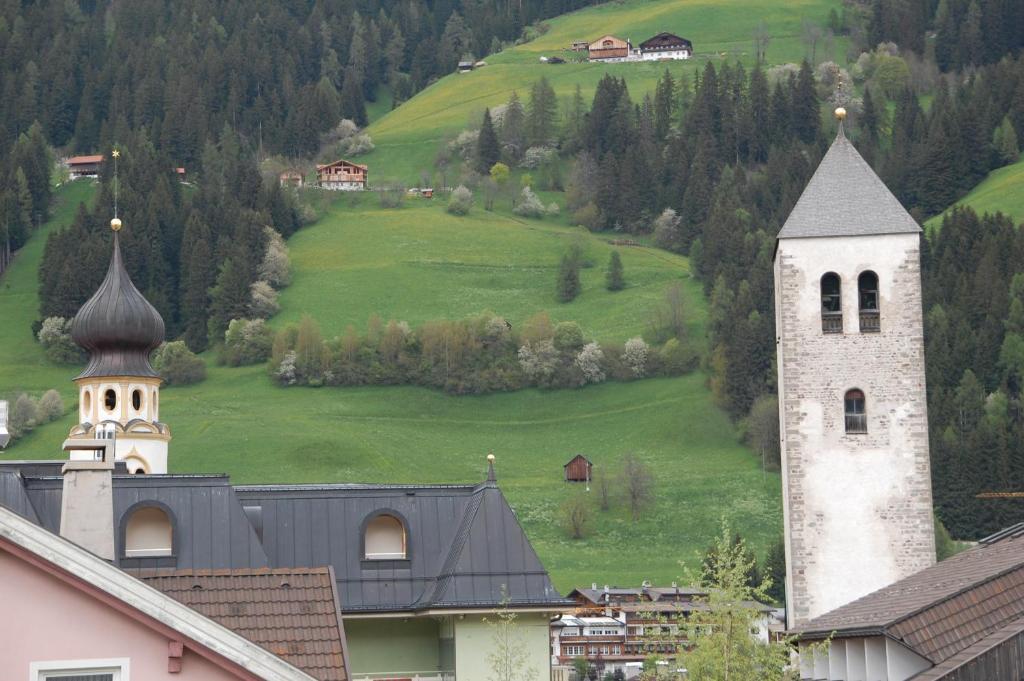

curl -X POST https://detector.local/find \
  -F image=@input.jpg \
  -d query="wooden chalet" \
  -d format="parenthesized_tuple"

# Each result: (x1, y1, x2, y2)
(571, 40, 590, 52)
(458, 60, 475, 73)
(279, 169, 305, 188)
(564, 454, 593, 482)
(66, 154, 104, 179)
(175, 166, 186, 181)
(317, 159, 368, 191)
(638, 32, 693, 60)
(588, 35, 630, 61)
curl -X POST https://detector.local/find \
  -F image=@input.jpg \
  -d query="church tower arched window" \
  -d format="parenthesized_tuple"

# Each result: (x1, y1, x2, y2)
(859, 271, 880, 332)
(821, 273, 842, 334)
(844, 389, 867, 434)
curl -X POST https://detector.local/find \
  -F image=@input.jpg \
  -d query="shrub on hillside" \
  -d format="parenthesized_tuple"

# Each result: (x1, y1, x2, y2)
(575, 342, 605, 384)
(222, 319, 274, 367)
(622, 337, 649, 377)
(153, 341, 206, 385)
(447, 185, 474, 215)
(652, 208, 681, 250)
(573, 202, 602, 231)
(38, 389, 64, 422)
(513, 186, 545, 218)
(556, 254, 581, 303)
(659, 337, 699, 375)
(37, 316, 84, 364)
(521, 146, 556, 169)
(249, 280, 280, 318)
(258, 227, 291, 288)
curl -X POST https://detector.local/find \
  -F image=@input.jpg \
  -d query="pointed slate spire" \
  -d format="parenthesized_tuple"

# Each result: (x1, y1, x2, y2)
(778, 108, 920, 240)
(71, 220, 165, 379)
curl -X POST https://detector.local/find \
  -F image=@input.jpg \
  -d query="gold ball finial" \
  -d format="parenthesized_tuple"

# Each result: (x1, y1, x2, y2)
(110, 218, 122, 232)
(487, 453, 495, 463)
(834, 107, 847, 121)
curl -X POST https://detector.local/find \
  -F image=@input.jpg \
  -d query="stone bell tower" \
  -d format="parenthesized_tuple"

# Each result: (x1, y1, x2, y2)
(774, 110, 935, 627)
(66, 214, 170, 474)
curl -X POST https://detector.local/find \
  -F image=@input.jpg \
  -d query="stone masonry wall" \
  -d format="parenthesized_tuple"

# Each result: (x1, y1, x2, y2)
(775, 233, 936, 626)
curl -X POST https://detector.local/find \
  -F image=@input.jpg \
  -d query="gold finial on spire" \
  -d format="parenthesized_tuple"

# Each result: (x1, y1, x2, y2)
(834, 107, 847, 121)
(111, 149, 120, 159)
(111, 147, 120, 222)
(110, 217, 122, 231)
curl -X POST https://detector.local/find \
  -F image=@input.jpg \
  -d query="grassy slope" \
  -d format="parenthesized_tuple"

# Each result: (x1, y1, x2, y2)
(8, 184, 780, 592)
(275, 193, 705, 342)
(362, 0, 845, 183)
(925, 158, 1024, 230)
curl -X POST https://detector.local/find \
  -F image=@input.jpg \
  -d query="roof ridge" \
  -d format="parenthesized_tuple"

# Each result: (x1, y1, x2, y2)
(419, 487, 487, 607)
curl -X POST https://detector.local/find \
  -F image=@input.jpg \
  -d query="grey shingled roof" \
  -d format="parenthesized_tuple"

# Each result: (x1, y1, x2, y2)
(792, 524, 1024, 665)
(777, 125, 921, 240)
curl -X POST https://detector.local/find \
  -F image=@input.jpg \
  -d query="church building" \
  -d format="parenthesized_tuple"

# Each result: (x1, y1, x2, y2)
(774, 109, 936, 628)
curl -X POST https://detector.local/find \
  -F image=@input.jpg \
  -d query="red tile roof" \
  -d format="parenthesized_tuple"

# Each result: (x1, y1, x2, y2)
(136, 567, 348, 681)
(67, 155, 104, 165)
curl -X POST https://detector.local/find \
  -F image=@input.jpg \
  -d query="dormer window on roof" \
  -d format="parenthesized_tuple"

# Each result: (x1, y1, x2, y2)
(364, 514, 406, 560)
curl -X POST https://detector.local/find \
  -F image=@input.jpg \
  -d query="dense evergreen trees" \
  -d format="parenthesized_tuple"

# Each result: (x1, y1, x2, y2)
(0, 0, 601, 159)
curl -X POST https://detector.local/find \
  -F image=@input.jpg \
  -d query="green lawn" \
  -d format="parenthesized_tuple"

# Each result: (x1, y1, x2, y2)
(925, 158, 1024, 230)
(4, 183, 781, 592)
(362, 0, 845, 183)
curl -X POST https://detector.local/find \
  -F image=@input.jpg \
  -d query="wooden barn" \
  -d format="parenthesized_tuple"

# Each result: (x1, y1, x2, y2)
(571, 40, 590, 52)
(588, 35, 630, 61)
(564, 454, 593, 483)
(66, 154, 104, 179)
(317, 159, 368, 191)
(279, 169, 305, 188)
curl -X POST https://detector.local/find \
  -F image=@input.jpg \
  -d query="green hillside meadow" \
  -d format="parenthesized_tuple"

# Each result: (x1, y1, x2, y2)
(0, 0, 822, 591)
(4, 181, 781, 591)
(362, 0, 844, 183)
(925, 157, 1024, 230)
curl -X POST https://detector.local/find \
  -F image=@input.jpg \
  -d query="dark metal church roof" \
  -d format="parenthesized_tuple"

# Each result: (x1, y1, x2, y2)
(72, 230, 165, 379)
(777, 124, 921, 240)
(0, 464, 570, 614)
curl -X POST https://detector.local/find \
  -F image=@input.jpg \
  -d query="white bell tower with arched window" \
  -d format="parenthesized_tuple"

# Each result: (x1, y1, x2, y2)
(66, 217, 170, 475)
(774, 111, 935, 627)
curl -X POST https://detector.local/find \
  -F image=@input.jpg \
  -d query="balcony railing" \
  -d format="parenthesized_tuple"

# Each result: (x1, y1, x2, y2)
(845, 413, 867, 434)
(351, 672, 455, 681)
(822, 312, 843, 334)
(859, 310, 880, 332)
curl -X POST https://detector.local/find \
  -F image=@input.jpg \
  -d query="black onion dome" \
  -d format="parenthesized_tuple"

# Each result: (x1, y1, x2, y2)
(72, 232, 165, 379)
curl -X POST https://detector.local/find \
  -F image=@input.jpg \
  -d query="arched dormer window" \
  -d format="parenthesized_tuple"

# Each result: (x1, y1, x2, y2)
(124, 505, 173, 557)
(859, 271, 880, 332)
(364, 514, 407, 560)
(845, 389, 867, 434)
(821, 273, 842, 334)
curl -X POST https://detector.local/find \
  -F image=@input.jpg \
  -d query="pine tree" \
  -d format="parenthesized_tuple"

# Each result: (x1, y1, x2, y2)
(527, 77, 558, 147)
(993, 116, 1020, 164)
(606, 251, 625, 291)
(476, 108, 501, 175)
(792, 60, 820, 144)
(654, 69, 676, 141)
(500, 91, 527, 163)
(340, 67, 368, 127)
(179, 213, 215, 351)
(556, 253, 581, 303)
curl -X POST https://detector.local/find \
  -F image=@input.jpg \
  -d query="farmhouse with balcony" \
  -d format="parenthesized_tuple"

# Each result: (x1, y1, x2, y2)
(317, 159, 368, 191)
(588, 35, 631, 61)
(66, 154, 104, 179)
(638, 32, 693, 60)
(551, 583, 773, 678)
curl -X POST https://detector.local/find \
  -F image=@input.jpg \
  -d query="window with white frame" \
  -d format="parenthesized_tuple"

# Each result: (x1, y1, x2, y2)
(564, 645, 585, 656)
(31, 658, 128, 681)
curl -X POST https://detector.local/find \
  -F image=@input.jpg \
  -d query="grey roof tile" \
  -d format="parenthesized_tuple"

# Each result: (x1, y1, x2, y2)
(777, 126, 921, 240)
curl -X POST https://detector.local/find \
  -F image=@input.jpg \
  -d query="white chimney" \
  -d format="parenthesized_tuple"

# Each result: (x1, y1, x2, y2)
(59, 437, 115, 560)
(0, 400, 9, 448)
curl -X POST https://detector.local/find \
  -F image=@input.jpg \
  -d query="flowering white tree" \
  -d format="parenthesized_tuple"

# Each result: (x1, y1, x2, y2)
(574, 342, 605, 384)
(622, 337, 649, 377)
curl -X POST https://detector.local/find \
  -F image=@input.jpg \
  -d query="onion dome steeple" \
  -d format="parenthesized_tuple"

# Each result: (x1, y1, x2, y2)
(71, 218, 165, 379)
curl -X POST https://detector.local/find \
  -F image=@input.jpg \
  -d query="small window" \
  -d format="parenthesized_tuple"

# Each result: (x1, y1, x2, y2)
(859, 271, 880, 332)
(125, 506, 173, 557)
(82, 390, 92, 414)
(103, 389, 117, 412)
(31, 660, 126, 681)
(365, 514, 406, 559)
(845, 389, 867, 434)
(131, 389, 142, 411)
(821, 273, 842, 334)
